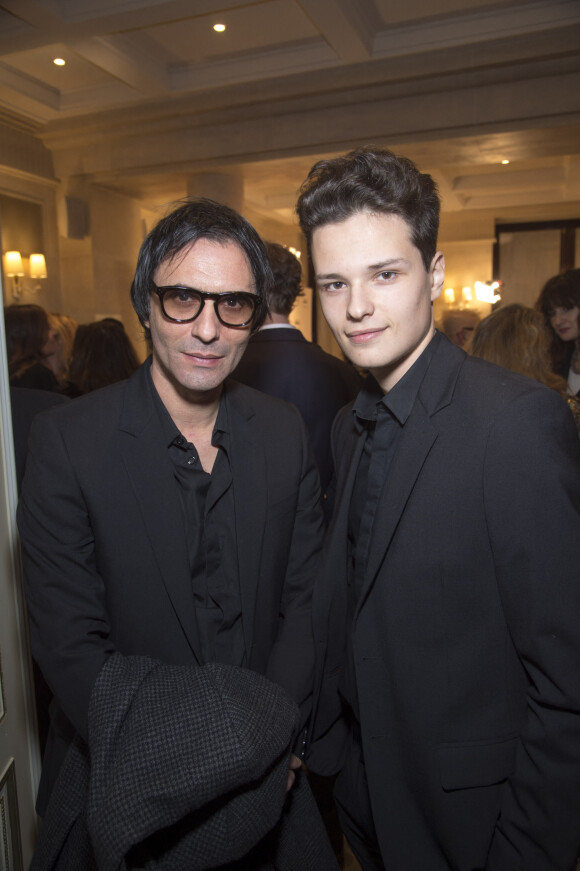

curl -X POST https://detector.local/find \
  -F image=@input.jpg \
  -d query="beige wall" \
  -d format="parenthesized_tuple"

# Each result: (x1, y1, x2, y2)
(433, 238, 496, 327)
(89, 186, 146, 357)
(56, 182, 146, 347)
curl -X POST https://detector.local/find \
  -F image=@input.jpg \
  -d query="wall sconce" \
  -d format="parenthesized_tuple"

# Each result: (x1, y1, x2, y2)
(4, 250, 25, 300)
(29, 252, 47, 292)
(29, 253, 47, 280)
(3, 250, 48, 299)
(475, 280, 503, 304)
(444, 288, 455, 305)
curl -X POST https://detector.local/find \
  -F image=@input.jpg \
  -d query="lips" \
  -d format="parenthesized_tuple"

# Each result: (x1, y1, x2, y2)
(182, 351, 223, 366)
(346, 327, 386, 344)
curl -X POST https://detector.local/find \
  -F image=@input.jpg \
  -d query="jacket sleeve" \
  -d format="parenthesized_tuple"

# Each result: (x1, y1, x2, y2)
(483, 387, 580, 870)
(17, 409, 115, 740)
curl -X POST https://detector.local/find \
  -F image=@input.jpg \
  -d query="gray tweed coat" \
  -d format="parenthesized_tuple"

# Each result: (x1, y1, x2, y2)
(30, 654, 338, 871)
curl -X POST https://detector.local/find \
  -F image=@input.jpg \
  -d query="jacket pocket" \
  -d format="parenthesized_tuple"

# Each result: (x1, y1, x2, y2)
(438, 734, 519, 791)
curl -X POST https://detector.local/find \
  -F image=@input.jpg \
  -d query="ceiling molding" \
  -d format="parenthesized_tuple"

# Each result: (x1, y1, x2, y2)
(0, 0, 578, 225)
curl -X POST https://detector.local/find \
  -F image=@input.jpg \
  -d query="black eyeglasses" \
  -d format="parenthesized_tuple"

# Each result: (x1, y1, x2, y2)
(152, 284, 261, 328)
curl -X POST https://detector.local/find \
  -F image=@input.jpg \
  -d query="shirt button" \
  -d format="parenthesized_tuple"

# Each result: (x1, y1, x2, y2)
(175, 435, 185, 446)
(187, 455, 196, 465)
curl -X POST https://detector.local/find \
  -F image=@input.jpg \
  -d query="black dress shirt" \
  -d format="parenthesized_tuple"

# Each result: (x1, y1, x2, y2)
(341, 332, 441, 718)
(149, 373, 245, 667)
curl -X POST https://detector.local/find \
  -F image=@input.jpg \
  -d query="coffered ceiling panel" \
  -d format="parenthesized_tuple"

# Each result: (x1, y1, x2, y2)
(0, 0, 578, 224)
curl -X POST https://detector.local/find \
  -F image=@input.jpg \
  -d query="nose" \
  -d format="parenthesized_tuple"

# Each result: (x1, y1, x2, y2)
(346, 282, 374, 321)
(191, 300, 220, 342)
(552, 311, 567, 329)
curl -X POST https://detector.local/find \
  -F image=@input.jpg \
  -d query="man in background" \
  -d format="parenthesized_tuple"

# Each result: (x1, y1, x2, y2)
(234, 241, 361, 497)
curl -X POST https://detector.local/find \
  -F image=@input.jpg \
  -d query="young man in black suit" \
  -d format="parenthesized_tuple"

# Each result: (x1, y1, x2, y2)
(297, 147, 580, 871)
(234, 240, 361, 497)
(18, 200, 324, 842)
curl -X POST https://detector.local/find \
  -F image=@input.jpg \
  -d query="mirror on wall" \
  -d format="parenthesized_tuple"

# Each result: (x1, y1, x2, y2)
(0, 195, 45, 304)
(494, 219, 580, 309)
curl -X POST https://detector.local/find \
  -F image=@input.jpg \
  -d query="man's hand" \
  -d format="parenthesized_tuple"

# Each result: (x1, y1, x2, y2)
(286, 753, 302, 792)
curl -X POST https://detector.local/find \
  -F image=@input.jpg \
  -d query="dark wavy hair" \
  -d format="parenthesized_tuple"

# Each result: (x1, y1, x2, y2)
(67, 319, 140, 396)
(264, 242, 303, 316)
(4, 303, 51, 380)
(131, 198, 271, 338)
(535, 268, 580, 373)
(296, 146, 440, 270)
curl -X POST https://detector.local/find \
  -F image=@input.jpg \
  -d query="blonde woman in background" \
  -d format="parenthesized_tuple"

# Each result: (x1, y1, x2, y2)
(44, 311, 78, 385)
(470, 303, 580, 434)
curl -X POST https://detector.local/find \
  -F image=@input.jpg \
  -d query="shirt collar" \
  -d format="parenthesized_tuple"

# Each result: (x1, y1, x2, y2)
(353, 331, 441, 427)
(147, 365, 229, 447)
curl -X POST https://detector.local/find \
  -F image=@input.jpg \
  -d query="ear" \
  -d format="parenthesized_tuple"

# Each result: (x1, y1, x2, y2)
(429, 252, 445, 302)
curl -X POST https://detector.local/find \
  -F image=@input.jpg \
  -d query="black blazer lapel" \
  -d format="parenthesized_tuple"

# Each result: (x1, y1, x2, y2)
(357, 336, 464, 617)
(119, 364, 202, 663)
(357, 404, 438, 615)
(223, 382, 267, 659)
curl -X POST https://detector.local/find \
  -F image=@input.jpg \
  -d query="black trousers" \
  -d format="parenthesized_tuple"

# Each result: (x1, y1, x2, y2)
(333, 721, 385, 871)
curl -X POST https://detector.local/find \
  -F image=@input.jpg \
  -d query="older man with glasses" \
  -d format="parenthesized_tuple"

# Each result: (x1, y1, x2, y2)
(18, 198, 330, 868)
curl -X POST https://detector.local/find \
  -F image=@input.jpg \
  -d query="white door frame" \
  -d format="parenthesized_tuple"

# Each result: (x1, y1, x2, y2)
(0, 275, 42, 868)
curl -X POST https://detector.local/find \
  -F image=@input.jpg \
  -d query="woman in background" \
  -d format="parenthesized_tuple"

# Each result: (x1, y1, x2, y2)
(535, 268, 580, 396)
(4, 303, 61, 392)
(471, 303, 580, 434)
(44, 311, 78, 386)
(66, 317, 140, 397)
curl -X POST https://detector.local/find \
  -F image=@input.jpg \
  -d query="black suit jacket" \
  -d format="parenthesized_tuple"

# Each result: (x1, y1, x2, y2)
(309, 334, 580, 871)
(18, 360, 324, 813)
(233, 327, 361, 494)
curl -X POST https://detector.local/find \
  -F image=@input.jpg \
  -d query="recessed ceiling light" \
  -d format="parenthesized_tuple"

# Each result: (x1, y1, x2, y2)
(53, 57, 66, 66)
(501, 159, 510, 165)
(213, 23, 226, 32)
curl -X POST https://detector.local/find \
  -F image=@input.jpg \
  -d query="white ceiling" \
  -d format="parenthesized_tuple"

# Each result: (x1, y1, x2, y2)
(0, 0, 579, 226)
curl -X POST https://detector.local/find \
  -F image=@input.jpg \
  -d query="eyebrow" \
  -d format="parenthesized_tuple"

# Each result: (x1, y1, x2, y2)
(155, 283, 257, 294)
(316, 258, 410, 281)
(315, 272, 343, 281)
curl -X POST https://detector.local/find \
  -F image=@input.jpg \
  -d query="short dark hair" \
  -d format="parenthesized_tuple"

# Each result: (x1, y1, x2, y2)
(296, 146, 440, 270)
(264, 242, 303, 316)
(131, 198, 271, 335)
